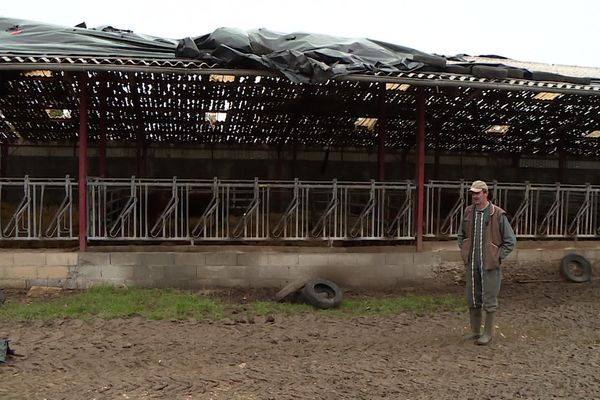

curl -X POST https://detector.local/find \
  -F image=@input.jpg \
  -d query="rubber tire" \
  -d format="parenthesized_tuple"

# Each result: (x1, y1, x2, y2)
(300, 279, 343, 309)
(560, 254, 592, 283)
(275, 279, 307, 302)
(0, 289, 5, 305)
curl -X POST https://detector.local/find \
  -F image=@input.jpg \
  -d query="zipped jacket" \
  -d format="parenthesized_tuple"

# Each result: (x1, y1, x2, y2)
(457, 203, 516, 270)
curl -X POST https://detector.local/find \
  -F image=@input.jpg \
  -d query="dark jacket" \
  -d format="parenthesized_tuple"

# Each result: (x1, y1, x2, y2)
(457, 203, 516, 270)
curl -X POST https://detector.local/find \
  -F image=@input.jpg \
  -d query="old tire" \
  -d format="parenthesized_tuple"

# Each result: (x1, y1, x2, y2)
(560, 254, 592, 283)
(275, 279, 307, 302)
(301, 279, 343, 309)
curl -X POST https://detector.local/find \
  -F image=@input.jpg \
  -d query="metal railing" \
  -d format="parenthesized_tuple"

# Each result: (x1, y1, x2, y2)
(0, 177, 597, 243)
(87, 177, 415, 242)
(0, 176, 76, 240)
(424, 180, 600, 238)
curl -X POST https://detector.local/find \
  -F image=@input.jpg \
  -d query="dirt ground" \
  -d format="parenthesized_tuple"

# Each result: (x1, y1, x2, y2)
(1, 279, 600, 400)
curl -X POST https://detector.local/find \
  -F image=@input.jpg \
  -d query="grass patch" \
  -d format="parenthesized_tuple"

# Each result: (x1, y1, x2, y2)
(0, 286, 226, 321)
(0, 287, 466, 321)
(336, 294, 467, 316)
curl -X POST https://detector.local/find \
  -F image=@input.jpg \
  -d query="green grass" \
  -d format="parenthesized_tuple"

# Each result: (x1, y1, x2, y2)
(0, 286, 466, 321)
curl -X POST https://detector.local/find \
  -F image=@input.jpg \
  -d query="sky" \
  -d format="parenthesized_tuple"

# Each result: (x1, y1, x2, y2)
(2, 0, 599, 68)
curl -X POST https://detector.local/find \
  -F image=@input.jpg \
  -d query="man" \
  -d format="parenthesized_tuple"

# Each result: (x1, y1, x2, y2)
(457, 180, 516, 345)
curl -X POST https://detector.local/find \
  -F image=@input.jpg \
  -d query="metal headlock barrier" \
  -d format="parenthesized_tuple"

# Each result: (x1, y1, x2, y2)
(87, 177, 415, 242)
(424, 180, 600, 238)
(0, 176, 76, 240)
(0, 177, 598, 242)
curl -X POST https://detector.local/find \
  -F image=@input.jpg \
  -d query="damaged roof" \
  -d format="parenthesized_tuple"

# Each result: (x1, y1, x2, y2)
(0, 17, 599, 156)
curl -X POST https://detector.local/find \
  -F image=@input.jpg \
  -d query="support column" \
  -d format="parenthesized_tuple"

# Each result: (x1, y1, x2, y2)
(78, 74, 89, 252)
(415, 87, 426, 252)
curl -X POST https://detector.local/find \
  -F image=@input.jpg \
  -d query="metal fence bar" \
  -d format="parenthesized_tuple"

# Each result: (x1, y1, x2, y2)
(84, 177, 416, 242)
(0, 176, 77, 240)
(423, 180, 600, 239)
(1, 177, 598, 242)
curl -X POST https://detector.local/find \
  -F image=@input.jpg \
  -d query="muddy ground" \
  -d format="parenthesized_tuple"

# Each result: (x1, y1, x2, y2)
(1, 279, 600, 400)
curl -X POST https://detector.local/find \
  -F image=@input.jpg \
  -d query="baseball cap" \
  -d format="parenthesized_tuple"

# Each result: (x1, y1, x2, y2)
(469, 180, 488, 193)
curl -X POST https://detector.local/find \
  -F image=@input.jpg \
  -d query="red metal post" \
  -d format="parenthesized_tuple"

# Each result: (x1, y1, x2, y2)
(415, 87, 426, 252)
(98, 75, 107, 178)
(78, 74, 89, 252)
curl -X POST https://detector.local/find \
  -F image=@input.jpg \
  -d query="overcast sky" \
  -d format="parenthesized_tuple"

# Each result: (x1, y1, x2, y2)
(2, 0, 599, 68)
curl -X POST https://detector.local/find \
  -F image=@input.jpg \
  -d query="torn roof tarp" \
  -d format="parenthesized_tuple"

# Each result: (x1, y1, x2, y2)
(0, 17, 594, 85)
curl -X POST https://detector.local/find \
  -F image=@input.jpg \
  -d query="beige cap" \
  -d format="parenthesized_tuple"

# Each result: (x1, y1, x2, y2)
(469, 180, 488, 193)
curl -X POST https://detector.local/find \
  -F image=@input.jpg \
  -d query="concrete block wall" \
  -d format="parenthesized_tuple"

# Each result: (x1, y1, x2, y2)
(0, 244, 598, 290)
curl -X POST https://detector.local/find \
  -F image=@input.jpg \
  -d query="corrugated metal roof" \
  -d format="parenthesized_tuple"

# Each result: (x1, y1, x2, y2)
(0, 21, 598, 155)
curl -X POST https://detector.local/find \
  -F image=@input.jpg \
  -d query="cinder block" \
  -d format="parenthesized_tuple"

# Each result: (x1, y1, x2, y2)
(174, 253, 206, 266)
(77, 265, 102, 279)
(75, 278, 100, 289)
(298, 254, 328, 267)
(27, 278, 66, 288)
(110, 253, 141, 266)
(198, 265, 248, 279)
(13, 253, 46, 266)
(0, 253, 15, 266)
(385, 253, 414, 266)
(327, 253, 361, 267)
(37, 266, 69, 279)
(205, 253, 238, 266)
(406, 264, 435, 279)
(348, 254, 386, 267)
(268, 254, 299, 266)
(3, 266, 36, 279)
(79, 252, 110, 265)
(138, 253, 175, 266)
(237, 253, 269, 266)
(133, 265, 167, 280)
(100, 265, 135, 280)
(257, 264, 291, 279)
(46, 253, 78, 266)
(164, 265, 197, 280)
(413, 252, 442, 267)
(0, 278, 27, 289)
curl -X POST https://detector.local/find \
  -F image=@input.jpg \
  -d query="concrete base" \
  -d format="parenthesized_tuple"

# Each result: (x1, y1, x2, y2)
(0, 242, 598, 290)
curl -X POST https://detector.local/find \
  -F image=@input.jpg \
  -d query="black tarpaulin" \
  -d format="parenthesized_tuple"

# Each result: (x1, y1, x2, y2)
(177, 28, 445, 82)
(0, 17, 593, 85)
(0, 18, 178, 59)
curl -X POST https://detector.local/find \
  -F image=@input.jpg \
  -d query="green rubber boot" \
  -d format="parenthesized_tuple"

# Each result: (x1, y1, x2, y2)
(463, 308, 482, 340)
(477, 311, 496, 345)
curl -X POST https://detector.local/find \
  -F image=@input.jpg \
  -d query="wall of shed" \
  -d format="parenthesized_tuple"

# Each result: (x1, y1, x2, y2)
(2, 144, 600, 185)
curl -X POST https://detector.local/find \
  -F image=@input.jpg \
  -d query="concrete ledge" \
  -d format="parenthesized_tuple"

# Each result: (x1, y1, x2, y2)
(0, 243, 598, 290)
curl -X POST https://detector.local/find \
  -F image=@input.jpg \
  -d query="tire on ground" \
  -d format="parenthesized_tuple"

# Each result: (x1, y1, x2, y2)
(300, 279, 343, 309)
(560, 253, 592, 283)
(275, 279, 307, 302)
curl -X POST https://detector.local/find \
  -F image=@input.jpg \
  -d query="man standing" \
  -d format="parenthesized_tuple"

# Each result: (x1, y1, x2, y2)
(457, 180, 516, 345)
